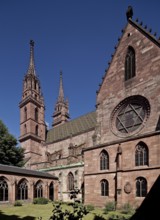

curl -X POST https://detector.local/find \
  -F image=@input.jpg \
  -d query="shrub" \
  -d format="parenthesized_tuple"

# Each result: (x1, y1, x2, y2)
(121, 203, 134, 214)
(14, 200, 22, 206)
(33, 197, 49, 204)
(86, 204, 95, 211)
(103, 201, 116, 214)
(50, 201, 89, 220)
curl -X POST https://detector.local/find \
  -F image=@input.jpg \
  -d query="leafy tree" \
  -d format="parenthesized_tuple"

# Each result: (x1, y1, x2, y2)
(0, 120, 24, 167)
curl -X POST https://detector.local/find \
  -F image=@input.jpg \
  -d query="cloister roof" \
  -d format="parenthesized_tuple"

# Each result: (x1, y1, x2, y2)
(0, 164, 58, 180)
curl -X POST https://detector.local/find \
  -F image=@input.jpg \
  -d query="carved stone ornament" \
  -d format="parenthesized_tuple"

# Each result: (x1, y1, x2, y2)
(124, 182, 132, 194)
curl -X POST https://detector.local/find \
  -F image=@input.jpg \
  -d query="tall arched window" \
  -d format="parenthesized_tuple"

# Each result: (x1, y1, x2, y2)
(125, 46, 135, 81)
(68, 172, 74, 191)
(101, 179, 109, 196)
(0, 177, 8, 201)
(35, 125, 38, 136)
(24, 124, 27, 134)
(34, 181, 43, 198)
(35, 108, 38, 122)
(24, 107, 27, 121)
(17, 179, 28, 200)
(136, 177, 147, 197)
(49, 182, 54, 201)
(135, 142, 148, 166)
(100, 150, 109, 170)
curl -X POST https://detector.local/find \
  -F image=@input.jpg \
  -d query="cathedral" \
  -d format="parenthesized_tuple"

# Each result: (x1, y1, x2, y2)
(18, 6, 160, 208)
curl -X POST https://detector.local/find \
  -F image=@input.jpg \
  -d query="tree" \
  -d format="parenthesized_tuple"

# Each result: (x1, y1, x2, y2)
(0, 120, 24, 167)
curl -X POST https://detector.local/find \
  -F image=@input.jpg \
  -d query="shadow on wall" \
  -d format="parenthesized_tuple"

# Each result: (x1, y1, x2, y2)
(156, 116, 160, 131)
(130, 175, 160, 220)
(0, 211, 35, 220)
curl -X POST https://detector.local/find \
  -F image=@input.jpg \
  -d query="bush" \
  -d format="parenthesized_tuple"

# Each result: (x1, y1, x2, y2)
(33, 197, 49, 204)
(86, 204, 95, 211)
(121, 203, 134, 214)
(50, 201, 89, 220)
(14, 200, 22, 206)
(103, 201, 116, 214)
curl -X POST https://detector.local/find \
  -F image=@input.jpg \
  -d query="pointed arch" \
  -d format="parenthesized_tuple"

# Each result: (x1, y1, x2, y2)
(136, 177, 147, 197)
(125, 46, 135, 80)
(135, 142, 148, 166)
(100, 179, 109, 196)
(68, 172, 74, 191)
(24, 107, 27, 121)
(35, 107, 38, 122)
(35, 125, 38, 136)
(100, 150, 109, 170)
(49, 182, 54, 201)
(34, 180, 43, 198)
(0, 177, 8, 201)
(17, 178, 28, 200)
(24, 124, 27, 134)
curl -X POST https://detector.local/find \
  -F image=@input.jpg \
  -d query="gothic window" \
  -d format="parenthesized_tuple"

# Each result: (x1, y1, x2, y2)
(17, 179, 28, 200)
(49, 182, 54, 201)
(35, 108, 38, 122)
(100, 150, 109, 170)
(0, 178, 8, 201)
(24, 124, 27, 134)
(125, 46, 135, 81)
(135, 142, 148, 166)
(136, 177, 147, 197)
(35, 125, 38, 136)
(34, 181, 43, 198)
(101, 179, 109, 196)
(24, 107, 27, 121)
(68, 172, 74, 191)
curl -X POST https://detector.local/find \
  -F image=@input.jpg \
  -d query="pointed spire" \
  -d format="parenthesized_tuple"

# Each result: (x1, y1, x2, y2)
(58, 70, 64, 102)
(27, 40, 36, 75)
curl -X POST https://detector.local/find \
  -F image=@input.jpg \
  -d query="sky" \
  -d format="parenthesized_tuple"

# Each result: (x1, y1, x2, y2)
(0, 0, 160, 141)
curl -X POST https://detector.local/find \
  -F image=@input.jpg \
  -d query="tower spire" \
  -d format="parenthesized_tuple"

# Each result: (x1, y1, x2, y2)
(58, 70, 64, 102)
(27, 40, 36, 75)
(52, 71, 70, 127)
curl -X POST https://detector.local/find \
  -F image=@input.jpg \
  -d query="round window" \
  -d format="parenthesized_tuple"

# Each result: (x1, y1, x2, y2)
(110, 96, 150, 137)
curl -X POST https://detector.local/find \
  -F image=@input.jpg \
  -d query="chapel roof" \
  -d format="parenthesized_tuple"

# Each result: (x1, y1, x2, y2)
(0, 164, 58, 179)
(46, 111, 96, 143)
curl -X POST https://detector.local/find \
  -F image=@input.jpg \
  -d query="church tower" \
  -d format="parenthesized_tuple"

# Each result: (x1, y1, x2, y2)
(52, 71, 70, 127)
(19, 40, 46, 166)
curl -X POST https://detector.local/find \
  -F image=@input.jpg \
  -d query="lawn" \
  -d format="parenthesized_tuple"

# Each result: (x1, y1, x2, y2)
(0, 202, 108, 220)
(0, 202, 133, 220)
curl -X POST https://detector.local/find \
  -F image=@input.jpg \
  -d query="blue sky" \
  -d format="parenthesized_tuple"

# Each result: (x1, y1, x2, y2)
(0, 0, 160, 141)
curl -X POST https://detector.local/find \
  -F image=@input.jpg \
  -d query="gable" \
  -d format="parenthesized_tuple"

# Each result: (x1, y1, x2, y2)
(97, 18, 160, 105)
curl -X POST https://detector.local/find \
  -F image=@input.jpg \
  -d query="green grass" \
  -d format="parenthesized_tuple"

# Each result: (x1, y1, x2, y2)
(0, 202, 132, 220)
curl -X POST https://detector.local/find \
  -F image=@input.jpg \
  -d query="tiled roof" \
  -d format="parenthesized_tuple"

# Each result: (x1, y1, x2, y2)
(0, 164, 58, 179)
(46, 111, 96, 143)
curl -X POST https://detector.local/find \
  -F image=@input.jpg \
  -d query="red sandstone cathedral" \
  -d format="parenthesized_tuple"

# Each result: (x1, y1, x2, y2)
(1, 6, 160, 208)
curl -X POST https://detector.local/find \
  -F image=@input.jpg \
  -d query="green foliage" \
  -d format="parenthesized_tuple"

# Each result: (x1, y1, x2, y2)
(93, 215, 106, 220)
(14, 200, 23, 206)
(103, 201, 116, 214)
(0, 120, 24, 167)
(86, 204, 95, 211)
(121, 203, 134, 214)
(50, 201, 89, 220)
(107, 212, 132, 220)
(33, 197, 49, 204)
